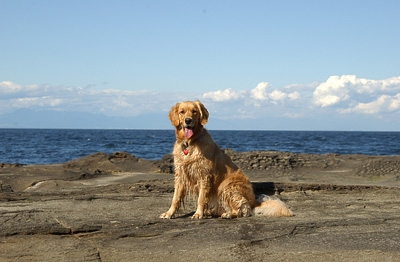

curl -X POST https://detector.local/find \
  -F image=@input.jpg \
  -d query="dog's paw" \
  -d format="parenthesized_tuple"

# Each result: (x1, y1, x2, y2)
(221, 213, 233, 219)
(160, 212, 174, 219)
(191, 213, 203, 219)
(238, 204, 252, 217)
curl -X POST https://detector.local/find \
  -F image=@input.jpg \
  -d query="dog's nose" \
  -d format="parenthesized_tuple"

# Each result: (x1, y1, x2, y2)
(185, 118, 192, 125)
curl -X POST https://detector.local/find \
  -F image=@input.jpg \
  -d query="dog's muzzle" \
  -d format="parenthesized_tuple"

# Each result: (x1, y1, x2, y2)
(184, 118, 193, 126)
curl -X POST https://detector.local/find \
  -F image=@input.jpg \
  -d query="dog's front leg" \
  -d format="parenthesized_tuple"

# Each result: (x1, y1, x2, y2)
(192, 180, 209, 219)
(160, 177, 185, 219)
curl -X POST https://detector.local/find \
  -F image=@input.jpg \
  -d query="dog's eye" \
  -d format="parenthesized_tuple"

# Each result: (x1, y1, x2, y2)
(180, 110, 184, 114)
(193, 110, 197, 114)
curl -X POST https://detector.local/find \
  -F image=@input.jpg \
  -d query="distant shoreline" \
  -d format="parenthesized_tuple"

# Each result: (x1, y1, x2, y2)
(1, 127, 400, 132)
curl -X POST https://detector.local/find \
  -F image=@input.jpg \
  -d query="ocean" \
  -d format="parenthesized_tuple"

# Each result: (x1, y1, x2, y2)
(1, 129, 400, 165)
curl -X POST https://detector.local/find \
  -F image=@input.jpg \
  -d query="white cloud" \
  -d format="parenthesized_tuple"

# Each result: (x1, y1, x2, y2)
(0, 81, 83, 98)
(200, 81, 311, 119)
(11, 97, 63, 108)
(250, 82, 270, 100)
(313, 75, 352, 107)
(202, 88, 243, 102)
(288, 91, 300, 100)
(313, 75, 400, 108)
(269, 89, 287, 101)
(317, 95, 341, 107)
(3, 75, 400, 129)
(389, 94, 400, 111)
(342, 94, 400, 114)
(201, 75, 400, 122)
(0, 81, 39, 93)
(0, 81, 187, 117)
(349, 96, 388, 114)
(203, 81, 299, 106)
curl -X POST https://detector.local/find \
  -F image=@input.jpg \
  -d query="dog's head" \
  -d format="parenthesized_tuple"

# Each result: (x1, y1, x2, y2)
(168, 101, 209, 140)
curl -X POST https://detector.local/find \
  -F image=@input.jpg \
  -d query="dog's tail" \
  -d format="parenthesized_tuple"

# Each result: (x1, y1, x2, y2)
(253, 195, 294, 217)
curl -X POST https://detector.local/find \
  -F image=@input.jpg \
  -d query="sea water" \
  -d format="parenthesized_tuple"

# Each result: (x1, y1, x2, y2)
(1, 129, 399, 165)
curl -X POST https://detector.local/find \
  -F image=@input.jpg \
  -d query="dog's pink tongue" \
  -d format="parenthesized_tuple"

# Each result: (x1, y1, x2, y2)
(184, 128, 193, 139)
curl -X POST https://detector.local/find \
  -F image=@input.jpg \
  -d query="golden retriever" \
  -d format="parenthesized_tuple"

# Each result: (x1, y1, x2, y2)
(160, 101, 294, 219)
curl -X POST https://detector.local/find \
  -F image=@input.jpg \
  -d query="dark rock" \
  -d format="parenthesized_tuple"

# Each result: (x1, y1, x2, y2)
(0, 180, 13, 192)
(154, 154, 174, 174)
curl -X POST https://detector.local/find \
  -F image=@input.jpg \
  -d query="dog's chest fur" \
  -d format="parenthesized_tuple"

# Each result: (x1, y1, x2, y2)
(173, 141, 212, 181)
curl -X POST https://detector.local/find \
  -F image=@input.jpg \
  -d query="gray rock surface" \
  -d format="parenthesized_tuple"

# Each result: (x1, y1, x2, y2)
(1, 151, 400, 261)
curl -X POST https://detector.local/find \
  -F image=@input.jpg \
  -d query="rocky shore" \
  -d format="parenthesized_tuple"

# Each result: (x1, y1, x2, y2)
(1, 151, 400, 261)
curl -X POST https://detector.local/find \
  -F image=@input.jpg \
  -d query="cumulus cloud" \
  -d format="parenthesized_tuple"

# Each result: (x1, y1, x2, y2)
(250, 82, 270, 100)
(269, 89, 287, 102)
(202, 81, 300, 105)
(313, 75, 400, 108)
(202, 88, 243, 102)
(200, 81, 306, 119)
(200, 75, 400, 121)
(313, 75, 352, 107)
(2, 75, 400, 127)
(341, 94, 400, 114)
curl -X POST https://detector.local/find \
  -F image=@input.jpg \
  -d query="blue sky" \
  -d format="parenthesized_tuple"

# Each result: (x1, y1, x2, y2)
(1, 0, 400, 130)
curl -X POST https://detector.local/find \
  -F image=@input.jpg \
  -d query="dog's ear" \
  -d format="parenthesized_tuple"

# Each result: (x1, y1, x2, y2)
(168, 102, 181, 127)
(197, 101, 209, 126)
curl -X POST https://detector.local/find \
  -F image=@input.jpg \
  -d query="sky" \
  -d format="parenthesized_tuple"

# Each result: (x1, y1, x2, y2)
(1, 0, 400, 130)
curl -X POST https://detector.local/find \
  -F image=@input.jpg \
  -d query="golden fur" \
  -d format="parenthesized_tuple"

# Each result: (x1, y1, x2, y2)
(160, 101, 294, 219)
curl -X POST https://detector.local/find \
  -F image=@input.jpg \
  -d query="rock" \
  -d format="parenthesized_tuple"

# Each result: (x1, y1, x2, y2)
(1, 151, 400, 261)
(0, 180, 399, 261)
(0, 163, 25, 168)
(0, 180, 13, 192)
(155, 154, 174, 174)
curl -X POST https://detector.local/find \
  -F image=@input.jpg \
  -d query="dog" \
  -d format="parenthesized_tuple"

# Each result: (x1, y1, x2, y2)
(160, 101, 294, 219)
